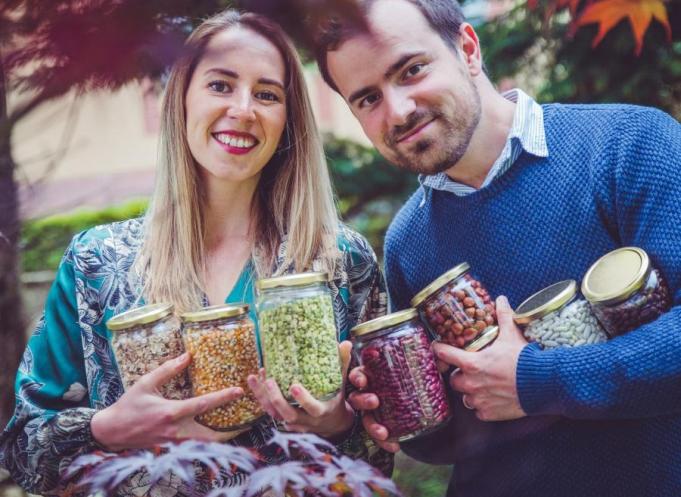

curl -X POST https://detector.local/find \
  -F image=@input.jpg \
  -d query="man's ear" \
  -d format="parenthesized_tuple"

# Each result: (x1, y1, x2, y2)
(458, 23, 483, 77)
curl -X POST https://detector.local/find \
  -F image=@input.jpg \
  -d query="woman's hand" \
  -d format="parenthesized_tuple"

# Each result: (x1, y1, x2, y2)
(247, 341, 355, 440)
(91, 353, 245, 451)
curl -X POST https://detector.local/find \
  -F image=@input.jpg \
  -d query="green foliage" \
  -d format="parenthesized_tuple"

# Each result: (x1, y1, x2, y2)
(392, 453, 451, 497)
(20, 199, 148, 272)
(325, 135, 418, 259)
(478, 3, 681, 117)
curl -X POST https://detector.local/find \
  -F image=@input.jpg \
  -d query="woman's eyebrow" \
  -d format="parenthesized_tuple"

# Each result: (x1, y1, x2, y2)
(204, 68, 284, 90)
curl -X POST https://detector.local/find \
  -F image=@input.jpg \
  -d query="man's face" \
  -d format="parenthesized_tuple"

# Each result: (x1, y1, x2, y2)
(327, 0, 481, 175)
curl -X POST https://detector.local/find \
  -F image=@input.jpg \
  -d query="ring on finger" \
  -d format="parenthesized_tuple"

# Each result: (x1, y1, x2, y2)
(462, 395, 475, 410)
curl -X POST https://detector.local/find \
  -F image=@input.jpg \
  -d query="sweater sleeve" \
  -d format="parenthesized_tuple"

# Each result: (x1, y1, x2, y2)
(0, 240, 100, 495)
(517, 107, 681, 419)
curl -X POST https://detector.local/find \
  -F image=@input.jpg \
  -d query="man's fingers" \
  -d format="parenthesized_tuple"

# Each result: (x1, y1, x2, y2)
(494, 295, 528, 345)
(362, 413, 400, 452)
(348, 366, 368, 389)
(290, 383, 325, 418)
(174, 387, 243, 419)
(348, 391, 379, 410)
(432, 342, 475, 371)
(141, 352, 191, 390)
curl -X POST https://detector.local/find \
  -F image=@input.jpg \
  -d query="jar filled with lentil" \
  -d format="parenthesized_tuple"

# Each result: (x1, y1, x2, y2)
(180, 304, 264, 431)
(411, 262, 499, 351)
(107, 303, 191, 400)
(352, 309, 450, 442)
(513, 280, 608, 348)
(256, 272, 342, 403)
(581, 247, 672, 337)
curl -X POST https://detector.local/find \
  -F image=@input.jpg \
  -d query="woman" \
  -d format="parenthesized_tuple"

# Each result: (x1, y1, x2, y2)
(0, 10, 391, 496)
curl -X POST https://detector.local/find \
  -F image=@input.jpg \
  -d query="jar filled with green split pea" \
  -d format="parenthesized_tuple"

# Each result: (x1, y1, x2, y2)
(256, 272, 343, 403)
(180, 304, 265, 431)
(107, 303, 192, 400)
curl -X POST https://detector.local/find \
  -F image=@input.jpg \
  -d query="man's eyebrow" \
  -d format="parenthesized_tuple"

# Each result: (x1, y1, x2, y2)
(204, 68, 284, 90)
(347, 52, 426, 105)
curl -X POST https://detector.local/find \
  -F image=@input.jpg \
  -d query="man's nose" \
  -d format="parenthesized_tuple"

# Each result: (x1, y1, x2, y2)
(384, 88, 416, 127)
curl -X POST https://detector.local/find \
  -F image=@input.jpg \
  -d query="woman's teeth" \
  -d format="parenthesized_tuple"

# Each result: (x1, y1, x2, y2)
(214, 134, 256, 148)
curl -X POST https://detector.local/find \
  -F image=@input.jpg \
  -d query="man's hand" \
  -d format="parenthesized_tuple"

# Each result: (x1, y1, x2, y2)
(346, 363, 400, 453)
(247, 342, 355, 439)
(91, 353, 246, 451)
(434, 296, 529, 422)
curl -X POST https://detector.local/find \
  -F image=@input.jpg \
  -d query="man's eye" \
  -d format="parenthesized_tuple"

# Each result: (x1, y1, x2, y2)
(360, 93, 381, 109)
(208, 81, 230, 93)
(256, 91, 280, 102)
(405, 63, 425, 78)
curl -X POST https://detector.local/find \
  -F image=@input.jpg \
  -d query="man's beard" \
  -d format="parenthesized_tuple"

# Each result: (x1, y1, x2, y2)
(385, 92, 482, 176)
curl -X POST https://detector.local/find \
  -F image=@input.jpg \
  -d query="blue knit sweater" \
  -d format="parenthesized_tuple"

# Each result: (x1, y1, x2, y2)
(385, 104, 681, 497)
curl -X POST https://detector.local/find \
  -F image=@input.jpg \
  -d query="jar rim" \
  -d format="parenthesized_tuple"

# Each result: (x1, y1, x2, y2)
(581, 247, 651, 305)
(463, 326, 499, 351)
(180, 303, 249, 323)
(256, 271, 329, 291)
(513, 280, 578, 325)
(351, 308, 419, 337)
(106, 303, 174, 332)
(410, 262, 471, 307)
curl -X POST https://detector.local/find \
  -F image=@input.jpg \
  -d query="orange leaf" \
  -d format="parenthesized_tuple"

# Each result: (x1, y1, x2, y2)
(574, 0, 672, 55)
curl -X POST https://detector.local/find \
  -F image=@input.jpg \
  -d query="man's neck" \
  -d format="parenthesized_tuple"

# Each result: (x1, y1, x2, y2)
(444, 90, 516, 189)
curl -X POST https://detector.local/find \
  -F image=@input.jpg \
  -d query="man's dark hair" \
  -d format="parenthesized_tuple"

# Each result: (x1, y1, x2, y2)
(314, 0, 466, 93)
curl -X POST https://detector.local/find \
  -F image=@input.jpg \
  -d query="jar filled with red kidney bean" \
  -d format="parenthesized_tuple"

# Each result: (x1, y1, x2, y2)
(351, 309, 451, 442)
(411, 262, 499, 351)
(581, 247, 672, 337)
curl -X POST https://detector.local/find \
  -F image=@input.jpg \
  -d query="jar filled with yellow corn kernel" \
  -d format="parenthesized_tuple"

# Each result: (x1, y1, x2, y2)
(180, 304, 265, 431)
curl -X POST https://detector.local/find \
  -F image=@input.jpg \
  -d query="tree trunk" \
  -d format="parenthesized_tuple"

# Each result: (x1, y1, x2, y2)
(0, 53, 25, 429)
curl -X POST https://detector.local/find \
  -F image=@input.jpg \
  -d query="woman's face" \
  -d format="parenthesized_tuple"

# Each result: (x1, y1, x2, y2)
(185, 26, 287, 185)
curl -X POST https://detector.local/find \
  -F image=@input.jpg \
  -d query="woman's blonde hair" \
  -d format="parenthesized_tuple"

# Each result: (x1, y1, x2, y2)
(135, 10, 339, 312)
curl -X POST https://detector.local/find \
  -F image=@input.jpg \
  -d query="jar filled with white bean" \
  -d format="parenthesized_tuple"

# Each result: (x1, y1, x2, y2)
(513, 280, 607, 349)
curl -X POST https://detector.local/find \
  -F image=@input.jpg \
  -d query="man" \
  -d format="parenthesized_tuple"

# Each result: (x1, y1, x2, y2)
(313, 0, 681, 496)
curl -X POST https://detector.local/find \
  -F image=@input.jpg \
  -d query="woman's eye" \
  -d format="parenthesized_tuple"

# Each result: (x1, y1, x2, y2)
(256, 91, 280, 102)
(208, 81, 230, 93)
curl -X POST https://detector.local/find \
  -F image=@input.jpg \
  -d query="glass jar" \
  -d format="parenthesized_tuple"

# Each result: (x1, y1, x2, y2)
(352, 309, 451, 442)
(411, 262, 499, 351)
(513, 280, 607, 348)
(107, 303, 191, 400)
(581, 247, 672, 337)
(256, 272, 342, 403)
(180, 304, 265, 431)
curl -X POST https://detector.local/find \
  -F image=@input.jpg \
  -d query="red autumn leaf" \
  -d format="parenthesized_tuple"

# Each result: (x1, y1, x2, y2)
(574, 0, 672, 55)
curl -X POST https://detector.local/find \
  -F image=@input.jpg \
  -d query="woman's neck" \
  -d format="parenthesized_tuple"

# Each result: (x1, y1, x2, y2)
(202, 173, 260, 247)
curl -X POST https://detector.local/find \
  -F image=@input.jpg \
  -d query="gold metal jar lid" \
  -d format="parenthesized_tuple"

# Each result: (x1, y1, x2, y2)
(106, 303, 173, 332)
(256, 271, 329, 291)
(411, 262, 471, 308)
(464, 326, 499, 352)
(351, 308, 419, 337)
(513, 280, 577, 325)
(581, 247, 651, 305)
(180, 303, 249, 323)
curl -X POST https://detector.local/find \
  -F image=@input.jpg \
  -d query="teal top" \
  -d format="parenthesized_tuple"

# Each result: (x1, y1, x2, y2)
(1, 218, 391, 496)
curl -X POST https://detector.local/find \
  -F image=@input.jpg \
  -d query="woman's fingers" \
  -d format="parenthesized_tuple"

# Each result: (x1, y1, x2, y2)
(289, 383, 325, 418)
(247, 373, 280, 419)
(141, 352, 191, 391)
(173, 387, 243, 420)
(265, 379, 299, 423)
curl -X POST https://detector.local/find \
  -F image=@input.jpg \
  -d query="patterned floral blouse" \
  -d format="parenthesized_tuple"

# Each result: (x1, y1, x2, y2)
(0, 218, 392, 496)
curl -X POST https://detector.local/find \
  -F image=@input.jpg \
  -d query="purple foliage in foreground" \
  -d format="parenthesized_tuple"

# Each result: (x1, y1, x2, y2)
(67, 431, 400, 497)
